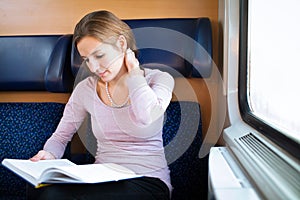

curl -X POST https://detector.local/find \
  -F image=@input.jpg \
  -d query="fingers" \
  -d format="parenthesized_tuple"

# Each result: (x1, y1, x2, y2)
(126, 48, 132, 54)
(125, 48, 139, 72)
(30, 150, 45, 161)
(30, 150, 55, 162)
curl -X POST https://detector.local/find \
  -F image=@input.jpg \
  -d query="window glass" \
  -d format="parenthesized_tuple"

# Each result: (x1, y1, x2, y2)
(247, 0, 300, 143)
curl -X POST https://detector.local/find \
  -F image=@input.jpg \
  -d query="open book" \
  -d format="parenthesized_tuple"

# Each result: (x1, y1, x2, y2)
(2, 158, 141, 188)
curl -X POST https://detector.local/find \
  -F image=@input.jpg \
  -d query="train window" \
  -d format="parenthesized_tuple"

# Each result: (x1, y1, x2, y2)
(239, 0, 300, 158)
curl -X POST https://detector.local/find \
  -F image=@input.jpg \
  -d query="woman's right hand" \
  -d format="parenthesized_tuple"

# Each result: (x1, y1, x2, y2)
(125, 48, 142, 74)
(30, 150, 55, 161)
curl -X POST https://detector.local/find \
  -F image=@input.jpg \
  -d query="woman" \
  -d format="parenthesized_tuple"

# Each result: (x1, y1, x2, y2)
(30, 10, 174, 199)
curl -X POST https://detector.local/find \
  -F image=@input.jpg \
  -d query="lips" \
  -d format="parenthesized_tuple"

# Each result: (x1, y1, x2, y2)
(98, 70, 108, 77)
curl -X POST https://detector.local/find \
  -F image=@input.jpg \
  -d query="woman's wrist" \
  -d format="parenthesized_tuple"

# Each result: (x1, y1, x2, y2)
(128, 67, 144, 76)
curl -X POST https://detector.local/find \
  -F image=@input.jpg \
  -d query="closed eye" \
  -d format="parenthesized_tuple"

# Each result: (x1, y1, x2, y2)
(95, 54, 104, 59)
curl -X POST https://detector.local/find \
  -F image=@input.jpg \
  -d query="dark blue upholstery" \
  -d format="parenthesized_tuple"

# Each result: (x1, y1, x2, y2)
(45, 35, 74, 92)
(0, 35, 74, 92)
(0, 103, 65, 200)
(163, 101, 208, 200)
(127, 18, 213, 78)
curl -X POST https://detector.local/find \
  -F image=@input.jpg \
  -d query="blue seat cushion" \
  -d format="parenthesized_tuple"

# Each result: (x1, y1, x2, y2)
(0, 103, 65, 199)
(163, 101, 208, 200)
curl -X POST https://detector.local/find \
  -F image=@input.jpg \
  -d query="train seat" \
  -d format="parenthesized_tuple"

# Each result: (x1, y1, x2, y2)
(0, 35, 73, 199)
(0, 17, 212, 200)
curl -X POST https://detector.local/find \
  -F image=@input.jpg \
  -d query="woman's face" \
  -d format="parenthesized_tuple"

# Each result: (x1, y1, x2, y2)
(77, 36, 126, 82)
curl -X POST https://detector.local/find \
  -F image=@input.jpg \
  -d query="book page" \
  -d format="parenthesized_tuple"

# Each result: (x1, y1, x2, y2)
(2, 159, 76, 179)
(42, 163, 141, 184)
(3, 159, 142, 185)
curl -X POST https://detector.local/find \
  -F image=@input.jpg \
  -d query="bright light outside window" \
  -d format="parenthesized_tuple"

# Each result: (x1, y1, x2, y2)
(248, 0, 300, 143)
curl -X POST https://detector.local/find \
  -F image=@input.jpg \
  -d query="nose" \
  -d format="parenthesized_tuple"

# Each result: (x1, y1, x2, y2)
(95, 67, 106, 74)
(87, 59, 104, 73)
(89, 63, 98, 73)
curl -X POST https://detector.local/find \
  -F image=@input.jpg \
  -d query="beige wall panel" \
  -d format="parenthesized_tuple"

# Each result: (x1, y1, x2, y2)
(0, 92, 71, 104)
(0, 0, 218, 35)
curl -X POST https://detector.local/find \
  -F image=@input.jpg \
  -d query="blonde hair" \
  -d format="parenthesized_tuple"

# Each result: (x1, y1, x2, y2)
(73, 10, 137, 52)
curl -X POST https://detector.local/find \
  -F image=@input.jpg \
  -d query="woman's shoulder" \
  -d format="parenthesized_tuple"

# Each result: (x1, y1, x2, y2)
(73, 76, 97, 93)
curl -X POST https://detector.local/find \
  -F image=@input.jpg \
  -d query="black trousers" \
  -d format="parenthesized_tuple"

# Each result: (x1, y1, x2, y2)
(27, 177, 170, 200)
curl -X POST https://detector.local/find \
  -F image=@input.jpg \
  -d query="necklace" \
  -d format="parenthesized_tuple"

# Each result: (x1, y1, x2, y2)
(105, 82, 129, 108)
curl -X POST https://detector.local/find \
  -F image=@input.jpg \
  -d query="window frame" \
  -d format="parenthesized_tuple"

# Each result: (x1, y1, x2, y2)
(238, 0, 300, 160)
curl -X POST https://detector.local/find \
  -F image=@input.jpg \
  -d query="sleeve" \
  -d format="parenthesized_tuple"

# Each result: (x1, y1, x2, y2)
(43, 83, 88, 159)
(127, 69, 174, 125)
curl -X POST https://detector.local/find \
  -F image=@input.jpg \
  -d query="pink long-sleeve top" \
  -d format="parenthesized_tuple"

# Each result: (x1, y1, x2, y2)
(43, 68, 175, 192)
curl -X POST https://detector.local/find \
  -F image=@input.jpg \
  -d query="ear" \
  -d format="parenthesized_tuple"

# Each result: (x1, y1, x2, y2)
(117, 35, 127, 53)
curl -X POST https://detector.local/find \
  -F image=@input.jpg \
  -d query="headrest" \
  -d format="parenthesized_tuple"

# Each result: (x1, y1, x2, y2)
(0, 35, 73, 92)
(45, 35, 74, 92)
(71, 18, 212, 78)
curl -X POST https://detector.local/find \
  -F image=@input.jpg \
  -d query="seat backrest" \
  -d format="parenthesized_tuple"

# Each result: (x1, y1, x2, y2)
(0, 35, 74, 92)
